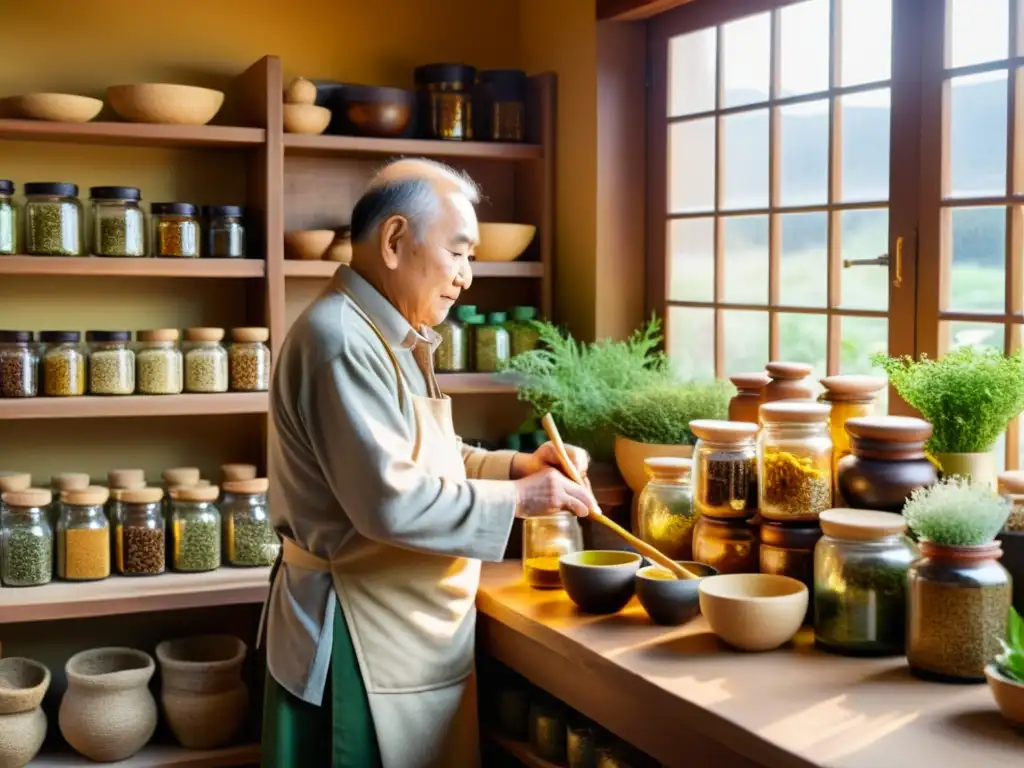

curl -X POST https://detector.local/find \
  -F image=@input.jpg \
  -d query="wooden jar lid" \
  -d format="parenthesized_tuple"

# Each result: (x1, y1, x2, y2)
(63, 486, 110, 506)
(844, 415, 932, 443)
(759, 400, 831, 423)
(689, 419, 759, 443)
(221, 463, 258, 482)
(728, 372, 770, 390)
(170, 485, 220, 503)
(230, 327, 269, 343)
(819, 508, 906, 540)
(107, 468, 146, 490)
(998, 470, 1024, 495)
(2, 488, 52, 508)
(0, 472, 32, 494)
(184, 327, 225, 343)
(819, 375, 887, 402)
(765, 361, 813, 380)
(223, 478, 270, 494)
(51, 472, 90, 491)
(642, 458, 692, 480)
(162, 467, 200, 486)
(120, 487, 165, 505)
(137, 329, 180, 343)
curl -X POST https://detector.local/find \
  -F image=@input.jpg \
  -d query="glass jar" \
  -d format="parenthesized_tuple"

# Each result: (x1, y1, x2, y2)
(691, 420, 759, 519)
(761, 521, 821, 624)
(475, 69, 527, 142)
(907, 540, 1012, 681)
(819, 375, 885, 502)
(115, 487, 165, 576)
(202, 204, 246, 258)
(184, 327, 229, 393)
(24, 182, 83, 256)
(727, 372, 769, 423)
(40, 331, 86, 396)
(0, 179, 17, 255)
(635, 457, 697, 561)
(414, 63, 476, 140)
(221, 463, 257, 483)
(837, 416, 939, 513)
(152, 202, 200, 258)
(758, 401, 833, 522)
(90, 186, 146, 257)
(528, 697, 566, 763)
(136, 328, 184, 394)
(433, 315, 468, 373)
(475, 312, 510, 373)
(509, 305, 541, 357)
(221, 478, 279, 567)
(87, 330, 135, 395)
(522, 512, 583, 589)
(814, 509, 916, 656)
(0, 330, 38, 397)
(763, 361, 815, 403)
(169, 485, 222, 572)
(691, 515, 759, 574)
(228, 327, 271, 392)
(57, 486, 111, 581)
(1, 488, 53, 587)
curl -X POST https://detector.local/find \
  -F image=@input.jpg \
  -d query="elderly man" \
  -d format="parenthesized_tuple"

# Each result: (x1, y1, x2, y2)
(260, 158, 593, 768)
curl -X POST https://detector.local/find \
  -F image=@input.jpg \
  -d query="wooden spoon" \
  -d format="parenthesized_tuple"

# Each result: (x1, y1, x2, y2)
(540, 413, 699, 581)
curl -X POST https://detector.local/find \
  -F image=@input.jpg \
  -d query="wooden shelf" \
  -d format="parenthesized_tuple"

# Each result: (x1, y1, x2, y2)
(0, 393, 269, 421)
(0, 568, 270, 624)
(0, 119, 265, 149)
(0, 256, 265, 278)
(283, 132, 543, 161)
(283, 260, 543, 279)
(33, 742, 260, 767)
(437, 373, 517, 394)
(485, 731, 562, 768)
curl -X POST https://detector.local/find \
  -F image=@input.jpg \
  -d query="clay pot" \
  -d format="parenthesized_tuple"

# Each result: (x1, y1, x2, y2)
(613, 436, 693, 494)
(727, 372, 770, 423)
(0, 658, 49, 768)
(935, 451, 996, 489)
(763, 362, 815, 403)
(156, 635, 249, 749)
(59, 647, 157, 762)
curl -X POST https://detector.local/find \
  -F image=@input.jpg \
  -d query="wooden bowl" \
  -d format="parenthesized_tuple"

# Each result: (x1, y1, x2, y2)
(107, 84, 224, 125)
(636, 562, 717, 626)
(613, 436, 694, 494)
(283, 104, 331, 135)
(323, 228, 353, 264)
(4, 93, 102, 123)
(986, 664, 1024, 727)
(698, 573, 808, 651)
(284, 230, 334, 261)
(474, 223, 537, 263)
(559, 550, 642, 615)
(325, 85, 414, 138)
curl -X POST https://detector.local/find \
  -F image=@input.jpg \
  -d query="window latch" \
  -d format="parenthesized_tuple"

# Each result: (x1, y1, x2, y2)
(841, 236, 903, 288)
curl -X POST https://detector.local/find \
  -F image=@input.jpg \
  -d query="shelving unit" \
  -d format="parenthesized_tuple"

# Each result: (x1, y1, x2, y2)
(33, 743, 261, 767)
(282, 258, 544, 280)
(0, 393, 268, 420)
(484, 731, 561, 768)
(0, 256, 265, 278)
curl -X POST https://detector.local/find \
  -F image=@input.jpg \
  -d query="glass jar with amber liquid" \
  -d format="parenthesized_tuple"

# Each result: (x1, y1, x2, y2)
(522, 513, 583, 589)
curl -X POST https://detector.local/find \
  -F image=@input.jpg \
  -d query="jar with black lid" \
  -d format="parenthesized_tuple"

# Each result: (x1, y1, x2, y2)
(0, 179, 16, 255)
(475, 69, 527, 142)
(203, 205, 246, 258)
(415, 63, 476, 140)
(152, 202, 200, 257)
(760, 521, 822, 624)
(90, 186, 146, 257)
(24, 182, 83, 256)
(0, 330, 38, 397)
(40, 331, 86, 396)
(87, 330, 135, 395)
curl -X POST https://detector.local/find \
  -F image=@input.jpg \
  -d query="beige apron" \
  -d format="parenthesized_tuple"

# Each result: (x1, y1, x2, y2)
(272, 295, 480, 768)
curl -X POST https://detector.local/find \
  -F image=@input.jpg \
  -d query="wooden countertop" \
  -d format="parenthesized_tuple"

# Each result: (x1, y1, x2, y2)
(477, 562, 1024, 768)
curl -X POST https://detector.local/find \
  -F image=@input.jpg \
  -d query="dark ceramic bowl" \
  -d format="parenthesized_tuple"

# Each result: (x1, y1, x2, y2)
(635, 562, 717, 626)
(324, 85, 415, 138)
(559, 550, 642, 614)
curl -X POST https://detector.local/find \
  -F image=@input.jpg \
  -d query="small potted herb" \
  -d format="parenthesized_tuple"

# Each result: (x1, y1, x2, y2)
(904, 478, 1014, 682)
(986, 608, 1024, 727)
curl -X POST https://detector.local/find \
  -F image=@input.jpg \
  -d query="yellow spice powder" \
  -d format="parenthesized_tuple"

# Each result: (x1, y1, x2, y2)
(63, 527, 110, 580)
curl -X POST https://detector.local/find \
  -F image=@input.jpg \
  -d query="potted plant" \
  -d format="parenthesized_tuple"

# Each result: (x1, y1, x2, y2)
(986, 607, 1024, 726)
(873, 347, 1024, 488)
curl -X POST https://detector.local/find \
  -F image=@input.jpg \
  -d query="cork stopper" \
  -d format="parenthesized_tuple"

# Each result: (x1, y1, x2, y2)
(759, 400, 831, 424)
(0, 472, 32, 494)
(819, 375, 887, 403)
(63, 485, 110, 506)
(107, 468, 146, 490)
(222, 463, 258, 482)
(162, 467, 200, 486)
(844, 416, 932, 444)
(120, 487, 165, 505)
(222, 478, 269, 495)
(998, 470, 1024, 495)
(689, 419, 759, 443)
(728, 372, 770, 391)
(196, 479, 212, 487)
(765, 361, 813, 380)
(2, 488, 52, 508)
(819, 508, 907, 541)
(642, 458, 692, 481)
(170, 485, 220, 503)
(137, 329, 180, 343)
(184, 327, 225, 343)
(230, 327, 270, 343)
(51, 472, 91, 492)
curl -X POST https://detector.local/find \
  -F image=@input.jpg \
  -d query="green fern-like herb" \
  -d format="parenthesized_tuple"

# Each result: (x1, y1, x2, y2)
(996, 607, 1024, 684)
(610, 380, 732, 446)
(872, 347, 1024, 453)
(902, 477, 1012, 546)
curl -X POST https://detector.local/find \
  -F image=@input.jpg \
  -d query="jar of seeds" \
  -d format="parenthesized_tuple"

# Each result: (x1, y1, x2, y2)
(508, 306, 541, 357)
(0, 330, 38, 397)
(0, 180, 17, 255)
(203, 205, 246, 258)
(475, 312, 510, 373)
(40, 331, 86, 396)
(90, 186, 146, 257)
(115, 487, 166, 576)
(170, 484, 222, 572)
(758, 401, 833, 522)
(152, 202, 200, 258)
(87, 330, 135, 395)
(105, 468, 146, 538)
(1, 488, 54, 587)
(24, 182, 83, 256)
(184, 327, 229, 393)
(228, 327, 271, 392)
(136, 328, 183, 394)
(57, 486, 111, 581)
(221, 478, 278, 567)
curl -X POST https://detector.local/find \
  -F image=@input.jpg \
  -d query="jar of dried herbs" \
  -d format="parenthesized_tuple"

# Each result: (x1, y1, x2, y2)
(0, 180, 17, 255)
(170, 484, 222, 572)
(757, 401, 833, 522)
(475, 312, 510, 373)
(221, 478, 278, 567)
(635, 457, 697, 561)
(0, 330, 38, 398)
(89, 186, 146, 257)
(203, 205, 246, 258)
(692, 515, 759, 574)
(24, 182, 83, 256)
(40, 331, 86, 396)
(87, 330, 135, 395)
(152, 202, 200, 258)
(136, 328, 183, 394)
(57, 486, 111, 581)
(115, 487, 165, 576)
(508, 306, 540, 357)
(762, 521, 822, 624)
(433, 314, 468, 373)
(184, 327, 229, 393)
(691, 420, 759, 519)
(228, 327, 271, 392)
(1, 488, 53, 587)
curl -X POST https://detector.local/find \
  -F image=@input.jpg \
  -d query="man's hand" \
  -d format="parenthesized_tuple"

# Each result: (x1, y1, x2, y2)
(511, 442, 590, 481)
(512, 468, 592, 518)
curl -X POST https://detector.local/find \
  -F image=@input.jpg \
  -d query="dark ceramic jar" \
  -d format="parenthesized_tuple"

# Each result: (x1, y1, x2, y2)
(760, 521, 822, 624)
(837, 416, 938, 513)
(819, 375, 886, 504)
(763, 361, 815, 403)
(727, 372, 770, 423)
(692, 515, 759, 574)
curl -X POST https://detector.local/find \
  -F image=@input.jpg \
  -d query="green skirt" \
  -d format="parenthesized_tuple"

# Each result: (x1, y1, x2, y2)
(261, 598, 382, 767)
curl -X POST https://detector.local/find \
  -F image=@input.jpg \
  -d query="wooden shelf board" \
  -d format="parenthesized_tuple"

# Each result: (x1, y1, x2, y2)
(283, 259, 543, 279)
(437, 373, 517, 395)
(485, 731, 562, 768)
(0, 119, 265, 148)
(0, 568, 270, 624)
(33, 742, 260, 767)
(0, 256, 265, 278)
(283, 133, 543, 161)
(0, 393, 269, 421)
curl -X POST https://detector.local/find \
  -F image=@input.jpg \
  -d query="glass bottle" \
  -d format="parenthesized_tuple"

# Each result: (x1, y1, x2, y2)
(414, 63, 476, 140)
(115, 487, 166, 576)
(762, 361, 815, 403)
(152, 202, 200, 258)
(691, 515, 760, 574)
(170, 485, 222, 572)
(1, 488, 54, 587)
(757, 400, 833, 522)
(184, 327, 229, 393)
(136, 328, 184, 395)
(691, 419, 759, 519)
(508, 306, 541, 357)
(433, 314, 468, 373)
(475, 69, 527, 142)
(761, 521, 821, 624)
(228, 327, 271, 392)
(522, 512, 583, 589)
(0, 330, 38, 398)
(727, 372, 769, 423)
(464, 313, 485, 371)
(57, 486, 111, 581)
(0, 179, 17, 255)
(221, 478, 279, 567)
(87, 330, 135, 395)
(202, 204, 246, 258)
(24, 182, 83, 256)
(635, 457, 697, 561)
(40, 331, 86, 396)
(89, 186, 146, 257)
(475, 311, 511, 373)
(819, 375, 886, 502)
(105, 467, 146, 539)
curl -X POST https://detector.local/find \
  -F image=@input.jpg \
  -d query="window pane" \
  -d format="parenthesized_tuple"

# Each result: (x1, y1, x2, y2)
(780, 0, 830, 97)
(778, 313, 827, 384)
(840, 315, 889, 412)
(669, 29, 717, 117)
(722, 109, 769, 210)
(722, 309, 769, 375)
(841, 0, 891, 86)
(669, 118, 716, 213)
(949, 71, 1008, 198)
(840, 89, 891, 202)
(780, 213, 828, 307)
(947, 206, 1005, 313)
(942, 321, 1005, 351)
(722, 216, 769, 304)
(840, 209, 890, 311)
(948, 0, 1009, 69)
(668, 307, 715, 379)
(668, 218, 715, 302)
(722, 12, 771, 107)
(780, 100, 829, 206)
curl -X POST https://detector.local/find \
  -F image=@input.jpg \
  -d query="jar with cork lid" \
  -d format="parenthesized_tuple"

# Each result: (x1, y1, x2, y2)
(136, 329, 183, 395)
(220, 463, 257, 514)
(0, 472, 31, 515)
(162, 466, 200, 519)
(819, 376, 886, 499)
(1, 488, 53, 587)
(170, 484, 222, 573)
(50, 472, 90, 529)
(727, 373, 770, 423)
(106, 468, 147, 539)
(763, 362, 815, 403)
(758, 400, 833, 522)
(690, 420, 759, 520)
(184, 327, 228, 393)
(228, 327, 271, 392)
(115, 487, 166, 576)
(221, 478, 278, 567)
(635, 457, 697, 561)
(57, 486, 111, 581)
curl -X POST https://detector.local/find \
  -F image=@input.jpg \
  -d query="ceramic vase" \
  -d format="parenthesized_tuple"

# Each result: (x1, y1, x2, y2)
(0, 658, 49, 768)
(935, 451, 996, 489)
(614, 436, 693, 495)
(59, 647, 157, 762)
(156, 635, 249, 749)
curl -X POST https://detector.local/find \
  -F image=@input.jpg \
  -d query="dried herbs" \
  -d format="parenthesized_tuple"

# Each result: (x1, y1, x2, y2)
(696, 452, 758, 517)
(41, 332, 86, 396)
(26, 201, 81, 255)
(475, 313, 510, 373)
(88, 338, 135, 396)
(761, 450, 832, 519)
(815, 559, 909, 655)
(153, 203, 200, 258)
(0, 333, 37, 397)
(0, 181, 15, 255)
(226, 517, 278, 566)
(228, 345, 270, 391)
(173, 518, 221, 572)
(203, 205, 246, 258)
(2, 527, 53, 586)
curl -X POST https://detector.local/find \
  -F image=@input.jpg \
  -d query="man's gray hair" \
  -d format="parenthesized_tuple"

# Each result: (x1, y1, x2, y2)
(349, 158, 480, 244)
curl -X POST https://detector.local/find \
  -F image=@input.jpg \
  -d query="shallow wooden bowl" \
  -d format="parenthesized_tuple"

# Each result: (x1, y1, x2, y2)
(474, 223, 537, 263)
(636, 562, 717, 626)
(284, 229, 335, 261)
(107, 83, 224, 125)
(4, 93, 103, 123)
(559, 550, 642, 615)
(698, 573, 808, 652)
(986, 664, 1024, 727)
(283, 104, 331, 135)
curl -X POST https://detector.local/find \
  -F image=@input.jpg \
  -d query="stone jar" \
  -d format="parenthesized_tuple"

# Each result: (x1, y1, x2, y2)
(0, 658, 49, 768)
(59, 647, 157, 762)
(156, 634, 249, 749)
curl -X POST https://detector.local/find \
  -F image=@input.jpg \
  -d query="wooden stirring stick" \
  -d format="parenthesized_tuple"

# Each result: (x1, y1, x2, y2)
(540, 414, 699, 581)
